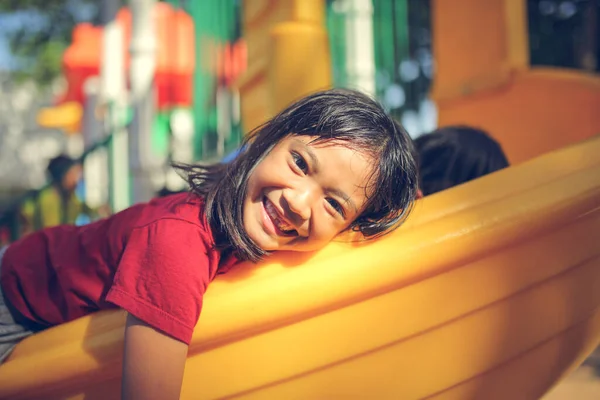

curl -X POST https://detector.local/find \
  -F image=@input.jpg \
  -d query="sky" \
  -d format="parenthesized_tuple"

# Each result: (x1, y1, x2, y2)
(0, 3, 97, 71)
(0, 13, 30, 70)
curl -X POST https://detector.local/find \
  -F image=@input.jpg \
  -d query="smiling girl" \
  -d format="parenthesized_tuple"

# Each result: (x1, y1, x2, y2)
(0, 89, 418, 399)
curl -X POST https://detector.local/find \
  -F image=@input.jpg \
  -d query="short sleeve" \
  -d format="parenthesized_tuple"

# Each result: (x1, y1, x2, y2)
(105, 219, 215, 344)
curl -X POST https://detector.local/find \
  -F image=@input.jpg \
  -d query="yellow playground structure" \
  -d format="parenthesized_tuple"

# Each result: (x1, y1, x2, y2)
(0, 0, 599, 399)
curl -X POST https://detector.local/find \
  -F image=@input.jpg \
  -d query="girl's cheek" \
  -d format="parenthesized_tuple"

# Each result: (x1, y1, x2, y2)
(313, 218, 342, 242)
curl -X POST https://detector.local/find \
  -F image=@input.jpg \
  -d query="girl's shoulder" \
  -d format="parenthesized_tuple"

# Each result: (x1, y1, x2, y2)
(102, 192, 210, 243)
(104, 192, 218, 262)
(130, 192, 207, 229)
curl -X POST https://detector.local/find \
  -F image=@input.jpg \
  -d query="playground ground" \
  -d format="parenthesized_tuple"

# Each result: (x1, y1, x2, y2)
(544, 364, 600, 399)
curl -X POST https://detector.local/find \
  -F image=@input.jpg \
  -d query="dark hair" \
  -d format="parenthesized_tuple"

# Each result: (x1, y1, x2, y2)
(414, 125, 509, 196)
(177, 89, 418, 262)
(156, 186, 185, 198)
(47, 155, 77, 184)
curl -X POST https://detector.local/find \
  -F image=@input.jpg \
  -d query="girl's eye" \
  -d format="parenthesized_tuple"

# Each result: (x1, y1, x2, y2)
(327, 198, 345, 217)
(292, 152, 309, 174)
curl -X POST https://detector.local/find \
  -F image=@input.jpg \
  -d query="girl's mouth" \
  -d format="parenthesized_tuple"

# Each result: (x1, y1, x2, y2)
(262, 197, 298, 237)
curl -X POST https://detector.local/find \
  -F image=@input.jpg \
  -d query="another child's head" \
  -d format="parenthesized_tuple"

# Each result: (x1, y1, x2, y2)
(47, 155, 82, 193)
(182, 89, 418, 261)
(414, 126, 509, 196)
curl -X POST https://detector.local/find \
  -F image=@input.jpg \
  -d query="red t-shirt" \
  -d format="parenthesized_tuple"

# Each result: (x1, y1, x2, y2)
(0, 193, 238, 345)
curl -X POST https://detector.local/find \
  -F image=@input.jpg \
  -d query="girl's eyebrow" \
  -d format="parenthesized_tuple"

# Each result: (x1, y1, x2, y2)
(293, 139, 358, 214)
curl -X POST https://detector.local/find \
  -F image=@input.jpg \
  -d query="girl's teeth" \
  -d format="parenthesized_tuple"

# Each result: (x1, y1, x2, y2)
(266, 200, 293, 232)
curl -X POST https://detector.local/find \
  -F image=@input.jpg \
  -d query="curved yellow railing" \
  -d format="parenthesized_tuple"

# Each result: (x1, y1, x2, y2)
(1, 135, 599, 400)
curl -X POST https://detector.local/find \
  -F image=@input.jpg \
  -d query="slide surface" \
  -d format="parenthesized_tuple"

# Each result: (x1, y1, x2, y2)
(1, 136, 600, 399)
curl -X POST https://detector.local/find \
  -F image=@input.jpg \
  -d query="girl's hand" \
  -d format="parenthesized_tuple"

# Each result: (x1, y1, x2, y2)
(121, 313, 189, 400)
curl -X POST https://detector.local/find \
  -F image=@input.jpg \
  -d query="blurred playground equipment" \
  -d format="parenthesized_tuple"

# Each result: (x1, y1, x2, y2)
(0, 0, 599, 398)
(431, 0, 600, 164)
(235, 0, 332, 133)
(0, 1, 245, 240)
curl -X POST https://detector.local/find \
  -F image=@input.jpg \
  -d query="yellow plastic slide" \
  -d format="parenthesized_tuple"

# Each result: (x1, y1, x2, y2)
(1, 136, 600, 400)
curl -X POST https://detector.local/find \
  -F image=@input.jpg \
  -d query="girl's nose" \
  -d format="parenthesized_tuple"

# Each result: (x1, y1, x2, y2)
(283, 186, 314, 227)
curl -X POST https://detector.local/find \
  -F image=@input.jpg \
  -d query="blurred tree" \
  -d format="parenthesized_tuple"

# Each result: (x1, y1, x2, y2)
(0, 0, 99, 86)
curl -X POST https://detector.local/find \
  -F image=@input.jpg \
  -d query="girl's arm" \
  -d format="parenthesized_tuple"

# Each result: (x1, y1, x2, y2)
(121, 313, 189, 400)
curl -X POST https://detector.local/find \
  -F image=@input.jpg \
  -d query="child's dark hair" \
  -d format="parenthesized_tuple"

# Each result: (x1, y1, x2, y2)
(414, 125, 509, 196)
(47, 155, 77, 184)
(177, 89, 418, 262)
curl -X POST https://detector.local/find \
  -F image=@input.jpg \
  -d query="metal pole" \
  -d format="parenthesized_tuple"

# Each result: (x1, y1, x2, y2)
(81, 77, 109, 211)
(344, 0, 376, 97)
(100, 0, 130, 212)
(129, 0, 158, 204)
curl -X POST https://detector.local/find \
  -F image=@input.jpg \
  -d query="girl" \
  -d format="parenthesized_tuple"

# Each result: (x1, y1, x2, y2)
(0, 89, 418, 399)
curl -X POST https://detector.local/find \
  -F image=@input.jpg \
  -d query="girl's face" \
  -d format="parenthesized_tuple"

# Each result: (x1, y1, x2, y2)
(243, 136, 374, 252)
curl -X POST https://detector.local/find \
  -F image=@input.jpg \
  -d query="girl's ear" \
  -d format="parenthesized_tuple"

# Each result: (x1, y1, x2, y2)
(416, 189, 424, 199)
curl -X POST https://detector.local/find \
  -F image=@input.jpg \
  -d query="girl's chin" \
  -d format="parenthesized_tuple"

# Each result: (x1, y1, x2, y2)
(247, 230, 280, 252)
